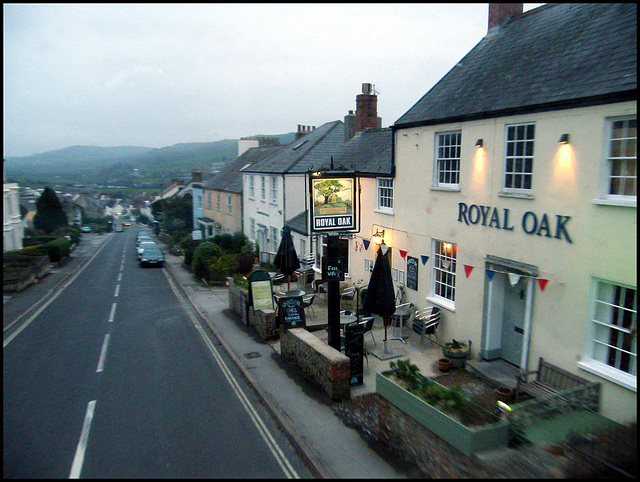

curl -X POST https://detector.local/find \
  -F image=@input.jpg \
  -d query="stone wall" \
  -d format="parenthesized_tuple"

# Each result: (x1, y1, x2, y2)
(228, 277, 279, 341)
(253, 309, 278, 341)
(281, 328, 351, 401)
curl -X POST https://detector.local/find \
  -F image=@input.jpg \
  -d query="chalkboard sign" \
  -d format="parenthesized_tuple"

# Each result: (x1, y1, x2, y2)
(406, 256, 418, 291)
(279, 295, 306, 330)
(322, 257, 345, 281)
(344, 321, 364, 386)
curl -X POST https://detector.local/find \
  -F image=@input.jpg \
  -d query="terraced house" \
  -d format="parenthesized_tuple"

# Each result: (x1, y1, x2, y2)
(381, 3, 636, 423)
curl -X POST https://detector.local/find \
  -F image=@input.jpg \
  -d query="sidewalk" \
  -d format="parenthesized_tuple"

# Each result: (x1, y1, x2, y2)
(161, 248, 415, 478)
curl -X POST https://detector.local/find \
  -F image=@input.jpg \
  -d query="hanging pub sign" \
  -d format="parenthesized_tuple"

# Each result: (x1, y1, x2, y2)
(309, 172, 359, 234)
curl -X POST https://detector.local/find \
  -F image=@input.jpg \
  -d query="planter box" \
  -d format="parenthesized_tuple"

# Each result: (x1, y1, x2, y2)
(376, 371, 509, 456)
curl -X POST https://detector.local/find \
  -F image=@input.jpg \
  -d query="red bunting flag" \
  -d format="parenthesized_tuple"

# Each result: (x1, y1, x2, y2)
(399, 249, 408, 259)
(464, 265, 474, 278)
(538, 278, 549, 292)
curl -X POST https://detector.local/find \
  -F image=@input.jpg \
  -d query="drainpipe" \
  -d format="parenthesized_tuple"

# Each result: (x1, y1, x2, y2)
(519, 277, 534, 372)
(484, 276, 494, 357)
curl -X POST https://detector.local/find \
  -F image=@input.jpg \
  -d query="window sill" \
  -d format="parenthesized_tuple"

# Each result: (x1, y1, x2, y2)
(374, 208, 394, 215)
(425, 296, 455, 313)
(498, 191, 535, 200)
(578, 359, 636, 392)
(592, 198, 636, 208)
(430, 186, 460, 192)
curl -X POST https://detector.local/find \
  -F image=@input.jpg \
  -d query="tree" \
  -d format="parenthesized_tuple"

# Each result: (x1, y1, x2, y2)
(315, 180, 345, 204)
(33, 186, 68, 234)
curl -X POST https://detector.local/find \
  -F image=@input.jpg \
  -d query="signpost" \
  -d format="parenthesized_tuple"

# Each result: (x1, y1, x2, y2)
(308, 169, 360, 352)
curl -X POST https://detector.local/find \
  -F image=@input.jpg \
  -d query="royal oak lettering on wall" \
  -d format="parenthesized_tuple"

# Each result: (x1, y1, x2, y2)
(457, 202, 572, 243)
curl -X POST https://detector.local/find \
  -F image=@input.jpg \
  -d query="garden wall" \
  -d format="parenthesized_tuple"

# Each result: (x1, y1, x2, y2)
(281, 328, 351, 401)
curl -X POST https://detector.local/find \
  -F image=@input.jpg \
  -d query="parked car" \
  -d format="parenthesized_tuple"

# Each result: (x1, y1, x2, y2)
(137, 241, 157, 260)
(80, 226, 91, 233)
(115, 224, 123, 232)
(139, 247, 164, 267)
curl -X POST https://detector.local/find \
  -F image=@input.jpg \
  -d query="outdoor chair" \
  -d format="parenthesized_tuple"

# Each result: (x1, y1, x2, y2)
(312, 279, 327, 301)
(340, 286, 356, 311)
(361, 316, 376, 347)
(301, 293, 315, 318)
(412, 306, 441, 346)
(272, 274, 285, 292)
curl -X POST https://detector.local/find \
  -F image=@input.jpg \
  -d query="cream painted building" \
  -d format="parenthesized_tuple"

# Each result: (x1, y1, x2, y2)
(348, 4, 637, 423)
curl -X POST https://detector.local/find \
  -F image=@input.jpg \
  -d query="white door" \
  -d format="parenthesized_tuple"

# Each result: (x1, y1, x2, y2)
(501, 275, 527, 366)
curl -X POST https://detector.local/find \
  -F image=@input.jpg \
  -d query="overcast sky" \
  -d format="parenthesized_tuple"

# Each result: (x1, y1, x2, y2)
(4, 3, 542, 158)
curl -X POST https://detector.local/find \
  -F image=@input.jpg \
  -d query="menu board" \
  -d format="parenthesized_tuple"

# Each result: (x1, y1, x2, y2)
(279, 295, 306, 330)
(406, 256, 418, 291)
(344, 322, 364, 386)
(248, 270, 274, 312)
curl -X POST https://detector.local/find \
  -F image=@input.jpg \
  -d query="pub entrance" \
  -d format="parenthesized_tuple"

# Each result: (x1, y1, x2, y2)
(481, 256, 537, 369)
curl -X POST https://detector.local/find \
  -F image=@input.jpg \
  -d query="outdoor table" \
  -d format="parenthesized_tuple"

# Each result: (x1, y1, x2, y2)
(390, 305, 413, 343)
(340, 313, 357, 332)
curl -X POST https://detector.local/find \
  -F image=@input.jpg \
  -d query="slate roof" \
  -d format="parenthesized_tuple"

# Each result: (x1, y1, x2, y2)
(243, 120, 345, 174)
(206, 145, 284, 193)
(395, 3, 637, 128)
(285, 210, 309, 236)
(330, 128, 393, 177)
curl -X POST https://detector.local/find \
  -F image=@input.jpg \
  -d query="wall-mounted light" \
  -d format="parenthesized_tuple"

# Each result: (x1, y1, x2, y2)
(559, 133, 570, 144)
(371, 229, 385, 245)
(475, 139, 483, 148)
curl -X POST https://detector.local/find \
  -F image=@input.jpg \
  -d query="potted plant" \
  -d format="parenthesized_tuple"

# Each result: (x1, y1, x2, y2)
(442, 339, 470, 368)
(438, 358, 452, 372)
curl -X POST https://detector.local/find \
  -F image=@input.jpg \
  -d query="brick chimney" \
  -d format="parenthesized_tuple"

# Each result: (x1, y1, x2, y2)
(192, 168, 203, 183)
(295, 124, 315, 140)
(355, 83, 379, 133)
(488, 3, 522, 30)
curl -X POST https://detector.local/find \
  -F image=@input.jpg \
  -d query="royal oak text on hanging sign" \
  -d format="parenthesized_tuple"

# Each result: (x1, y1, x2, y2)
(457, 202, 573, 243)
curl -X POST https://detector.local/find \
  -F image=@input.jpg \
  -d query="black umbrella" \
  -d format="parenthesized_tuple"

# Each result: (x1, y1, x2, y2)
(363, 244, 398, 358)
(273, 225, 300, 291)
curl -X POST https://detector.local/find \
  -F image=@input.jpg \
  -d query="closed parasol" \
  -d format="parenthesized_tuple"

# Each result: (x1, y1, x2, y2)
(273, 225, 300, 291)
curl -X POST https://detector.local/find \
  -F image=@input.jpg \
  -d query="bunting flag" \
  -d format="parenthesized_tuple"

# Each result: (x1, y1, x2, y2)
(362, 239, 370, 251)
(508, 273, 521, 287)
(380, 244, 389, 255)
(399, 249, 408, 259)
(486, 269, 495, 281)
(421, 255, 429, 265)
(464, 265, 474, 278)
(538, 278, 549, 292)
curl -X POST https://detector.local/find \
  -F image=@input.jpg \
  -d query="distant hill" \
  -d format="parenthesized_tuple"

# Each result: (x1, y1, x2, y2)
(4, 145, 154, 174)
(4, 133, 296, 186)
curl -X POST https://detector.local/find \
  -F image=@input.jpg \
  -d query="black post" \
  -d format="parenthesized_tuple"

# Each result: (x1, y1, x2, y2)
(326, 234, 341, 351)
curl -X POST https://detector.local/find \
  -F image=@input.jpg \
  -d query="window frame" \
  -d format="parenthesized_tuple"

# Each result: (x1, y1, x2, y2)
(376, 177, 394, 214)
(270, 176, 278, 204)
(248, 175, 255, 199)
(226, 195, 232, 215)
(261, 176, 266, 201)
(428, 239, 457, 310)
(434, 130, 462, 189)
(598, 116, 637, 205)
(503, 122, 535, 195)
(579, 278, 636, 391)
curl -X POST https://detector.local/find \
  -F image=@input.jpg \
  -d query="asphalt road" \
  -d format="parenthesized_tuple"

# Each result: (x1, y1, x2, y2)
(3, 226, 311, 478)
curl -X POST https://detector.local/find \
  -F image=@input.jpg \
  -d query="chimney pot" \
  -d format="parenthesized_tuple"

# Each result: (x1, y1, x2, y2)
(488, 3, 522, 30)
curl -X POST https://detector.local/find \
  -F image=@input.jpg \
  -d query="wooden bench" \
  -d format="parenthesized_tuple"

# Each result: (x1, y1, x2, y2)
(515, 357, 591, 403)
